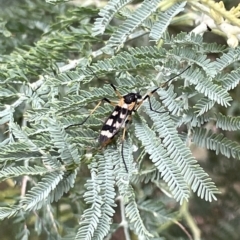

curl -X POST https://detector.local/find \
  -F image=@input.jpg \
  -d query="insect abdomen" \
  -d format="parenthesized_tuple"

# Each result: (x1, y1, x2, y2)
(99, 105, 129, 146)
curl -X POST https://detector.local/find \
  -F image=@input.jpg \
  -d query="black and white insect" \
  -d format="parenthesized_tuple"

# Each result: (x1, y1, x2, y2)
(66, 66, 190, 172)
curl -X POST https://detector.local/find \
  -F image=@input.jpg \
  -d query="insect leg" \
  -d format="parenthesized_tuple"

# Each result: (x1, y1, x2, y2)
(133, 90, 160, 113)
(121, 126, 128, 173)
(65, 98, 115, 129)
(146, 95, 168, 114)
(135, 90, 168, 114)
(110, 83, 122, 99)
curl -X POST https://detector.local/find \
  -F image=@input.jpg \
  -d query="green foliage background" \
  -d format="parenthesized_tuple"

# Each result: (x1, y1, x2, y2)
(1, 0, 240, 239)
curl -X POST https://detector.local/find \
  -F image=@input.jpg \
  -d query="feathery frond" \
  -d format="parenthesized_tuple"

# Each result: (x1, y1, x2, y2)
(0, 206, 21, 220)
(135, 118, 190, 203)
(75, 162, 102, 240)
(20, 171, 64, 211)
(0, 166, 49, 182)
(92, 152, 116, 240)
(215, 48, 240, 71)
(194, 98, 215, 116)
(106, 0, 162, 48)
(219, 68, 240, 91)
(215, 113, 240, 131)
(144, 100, 219, 201)
(1, 1, 240, 239)
(150, 2, 186, 41)
(125, 185, 153, 239)
(48, 118, 80, 165)
(192, 127, 240, 159)
(49, 169, 77, 202)
(92, 0, 133, 36)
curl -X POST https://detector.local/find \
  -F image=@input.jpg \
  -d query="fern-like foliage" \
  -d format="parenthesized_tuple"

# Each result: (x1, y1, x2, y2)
(48, 118, 80, 165)
(192, 127, 240, 159)
(125, 185, 153, 239)
(215, 48, 240, 71)
(75, 161, 102, 240)
(0, 166, 49, 182)
(106, 0, 162, 48)
(215, 112, 240, 131)
(135, 118, 190, 203)
(2, 1, 240, 240)
(92, 0, 133, 36)
(91, 153, 116, 240)
(144, 100, 218, 201)
(149, 1, 186, 41)
(20, 171, 64, 211)
(115, 141, 153, 239)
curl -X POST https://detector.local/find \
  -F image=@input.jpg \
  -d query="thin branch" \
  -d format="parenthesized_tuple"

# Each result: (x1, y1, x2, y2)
(117, 195, 130, 240)
(47, 204, 59, 235)
(21, 176, 29, 197)
(173, 219, 193, 240)
(180, 201, 201, 240)
(21, 115, 29, 198)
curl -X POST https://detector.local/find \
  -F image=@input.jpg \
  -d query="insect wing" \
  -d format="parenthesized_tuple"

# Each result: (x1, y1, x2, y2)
(99, 105, 129, 145)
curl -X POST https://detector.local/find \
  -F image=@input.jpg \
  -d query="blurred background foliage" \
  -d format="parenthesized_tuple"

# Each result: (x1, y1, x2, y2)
(1, 0, 240, 240)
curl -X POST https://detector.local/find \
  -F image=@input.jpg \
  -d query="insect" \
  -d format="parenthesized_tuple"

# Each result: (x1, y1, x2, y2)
(66, 66, 190, 172)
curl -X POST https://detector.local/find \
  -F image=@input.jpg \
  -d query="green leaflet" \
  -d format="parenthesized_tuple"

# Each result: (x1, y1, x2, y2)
(92, 152, 116, 240)
(149, 2, 186, 41)
(193, 127, 240, 159)
(92, 0, 133, 36)
(135, 118, 190, 203)
(0, 166, 49, 182)
(20, 171, 64, 211)
(215, 112, 240, 131)
(75, 161, 102, 240)
(106, 0, 163, 48)
(1, 0, 240, 238)
(143, 99, 219, 202)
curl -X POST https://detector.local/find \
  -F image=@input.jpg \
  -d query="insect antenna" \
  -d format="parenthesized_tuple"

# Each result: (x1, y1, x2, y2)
(153, 65, 191, 94)
(138, 66, 190, 114)
(121, 127, 128, 173)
